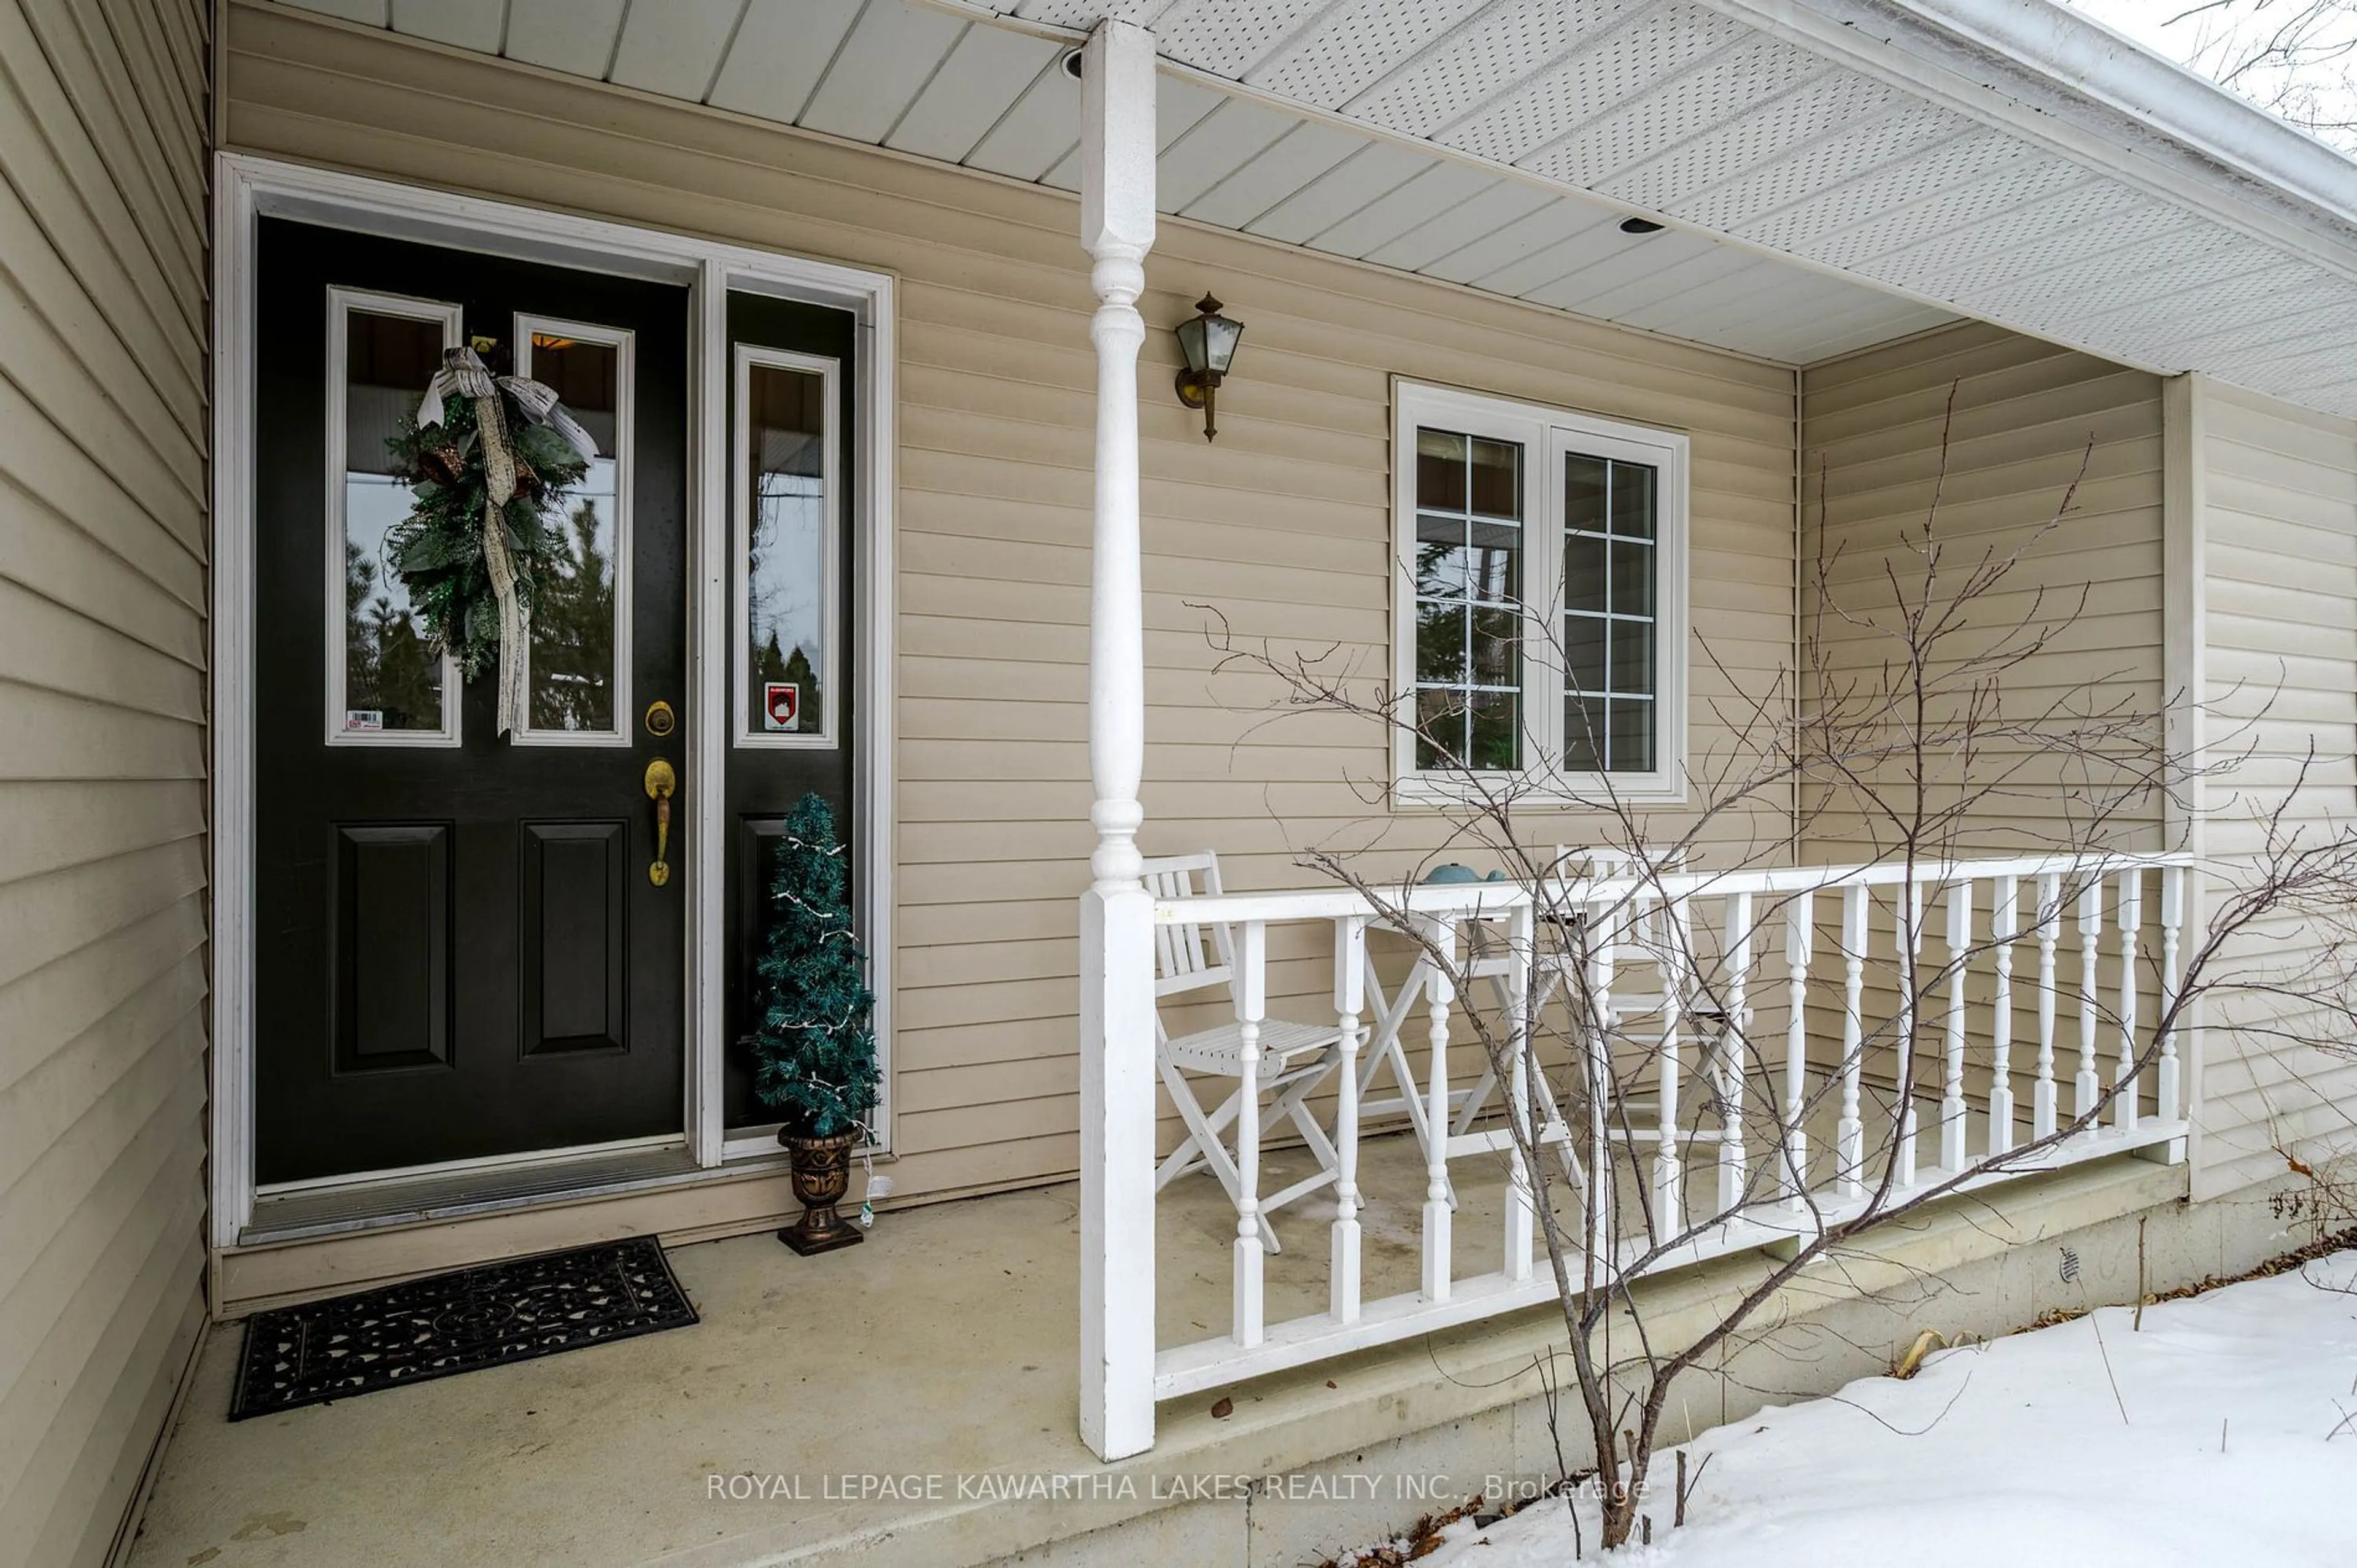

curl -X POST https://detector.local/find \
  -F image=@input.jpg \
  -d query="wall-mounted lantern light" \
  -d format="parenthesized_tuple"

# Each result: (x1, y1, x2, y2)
(1174, 293, 1244, 442)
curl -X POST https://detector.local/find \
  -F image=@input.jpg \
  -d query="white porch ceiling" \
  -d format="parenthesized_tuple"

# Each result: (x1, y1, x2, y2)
(284, 0, 1954, 363)
(285, 1, 2357, 407)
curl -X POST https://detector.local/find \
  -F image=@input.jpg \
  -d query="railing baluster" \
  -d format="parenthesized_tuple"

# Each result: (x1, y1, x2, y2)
(1718, 890, 1754, 1216)
(1895, 881, 1922, 1189)
(2035, 872, 2061, 1139)
(1988, 875, 2018, 1156)
(1782, 891, 1814, 1208)
(1584, 901, 1617, 1260)
(1233, 919, 1266, 1348)
(1655, 894, 1690, 1234)
(2158, 866, 2185, 1122)
(1421, 916, 1455, 1304)
(1941, 880, 1972, 1175)
(2075, 879, 2104, 1126)
(1504, 903, 1536, 1281)
(1330, 914, 1366, 1325)
(1838, 884, 1868, 1199)
(2114, 868, 2142, 1133)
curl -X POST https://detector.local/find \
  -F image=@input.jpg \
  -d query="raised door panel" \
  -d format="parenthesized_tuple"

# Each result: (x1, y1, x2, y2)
(522, 819, 628, 1055)
(333, 822, 451, 1072)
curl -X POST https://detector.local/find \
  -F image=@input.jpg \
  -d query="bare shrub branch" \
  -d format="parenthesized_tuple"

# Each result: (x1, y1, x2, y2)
(1194, 385, 2357, 1547)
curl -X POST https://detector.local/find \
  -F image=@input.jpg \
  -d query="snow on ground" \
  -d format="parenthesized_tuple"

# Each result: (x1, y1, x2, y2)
(1417, 1251, 2357, 1567)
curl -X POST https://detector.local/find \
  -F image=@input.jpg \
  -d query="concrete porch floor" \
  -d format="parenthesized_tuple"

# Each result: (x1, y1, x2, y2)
(132, 1129, 1503, 1568)
(127, 1127, 2210, 1568)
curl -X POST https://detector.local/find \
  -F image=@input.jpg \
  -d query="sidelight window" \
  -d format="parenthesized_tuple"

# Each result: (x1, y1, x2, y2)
(734, 346, 840, 749)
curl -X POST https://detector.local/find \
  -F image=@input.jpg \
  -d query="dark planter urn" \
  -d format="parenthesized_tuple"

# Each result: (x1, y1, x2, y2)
(777, 1127, 864, 1254)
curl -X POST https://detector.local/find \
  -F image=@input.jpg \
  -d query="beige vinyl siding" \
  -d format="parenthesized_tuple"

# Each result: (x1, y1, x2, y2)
(1794, 323, 2169, 1121)
(2191, 378, 2357, 1198)
(224, 2, 1798, 1198)
(0, 1, 211, 1564)
(1799, 320, 2169, 859)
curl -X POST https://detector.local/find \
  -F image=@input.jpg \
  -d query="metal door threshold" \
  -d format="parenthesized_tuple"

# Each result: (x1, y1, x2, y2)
(240, 1143, 788, 1246)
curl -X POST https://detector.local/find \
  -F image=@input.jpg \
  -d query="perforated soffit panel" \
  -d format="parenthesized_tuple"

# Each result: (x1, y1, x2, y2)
(1002, 0, 2357, 411)
(287, 1, 2357, 407)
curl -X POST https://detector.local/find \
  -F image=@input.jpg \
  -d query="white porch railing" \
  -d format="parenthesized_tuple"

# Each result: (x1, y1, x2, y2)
(1084, 851, 2192, 1453)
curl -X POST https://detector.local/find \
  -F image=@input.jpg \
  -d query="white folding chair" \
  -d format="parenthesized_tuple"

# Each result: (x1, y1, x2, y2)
(1350, 930, 1469, 1197)
(1545, 855, 1753, 1232)
(1452, 848, 1662, 1138)
(1144, 852, 1347, 1254)
(1437, 849, 1749, 1216)
(1352, 852, 1624, 1211)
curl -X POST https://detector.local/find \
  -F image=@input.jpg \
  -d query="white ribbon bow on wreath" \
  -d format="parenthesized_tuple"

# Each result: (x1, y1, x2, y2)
(416, 346, 602, 736)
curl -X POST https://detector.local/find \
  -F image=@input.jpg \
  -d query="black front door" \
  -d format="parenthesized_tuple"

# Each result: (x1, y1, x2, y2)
(254, 218, 691, 1184)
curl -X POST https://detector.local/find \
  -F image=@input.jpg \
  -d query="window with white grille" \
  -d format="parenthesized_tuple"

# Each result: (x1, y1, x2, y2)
(1392, 380, 1688, 803)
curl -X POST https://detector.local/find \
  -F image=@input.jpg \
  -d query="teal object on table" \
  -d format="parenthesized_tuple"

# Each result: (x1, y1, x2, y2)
(1422, 865, 1513, 884)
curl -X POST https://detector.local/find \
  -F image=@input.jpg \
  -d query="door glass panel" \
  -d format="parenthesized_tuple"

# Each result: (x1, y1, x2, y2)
(521, 325, 626, 737)
(340, 306, 452, 736)
(741, 357, 831, 741)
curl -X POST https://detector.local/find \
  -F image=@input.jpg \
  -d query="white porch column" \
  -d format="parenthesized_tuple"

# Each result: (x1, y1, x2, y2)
(1075, 17, 1158, 1466)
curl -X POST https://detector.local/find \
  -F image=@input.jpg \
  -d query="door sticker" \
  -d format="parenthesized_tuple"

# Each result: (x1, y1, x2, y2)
(345, 709, 385, 732)
(763, 681, 800, 732)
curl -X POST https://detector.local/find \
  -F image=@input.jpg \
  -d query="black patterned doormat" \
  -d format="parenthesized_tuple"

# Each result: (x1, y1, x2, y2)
(230, 1235, 697, 1419)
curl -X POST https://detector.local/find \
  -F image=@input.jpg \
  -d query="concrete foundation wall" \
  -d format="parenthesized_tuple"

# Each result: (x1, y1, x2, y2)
(984, 1159, 2315, 1568)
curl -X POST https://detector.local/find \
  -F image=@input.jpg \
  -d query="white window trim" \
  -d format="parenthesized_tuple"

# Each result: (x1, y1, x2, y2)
(1390, 378, 1690, 806)
(732, 343, 842, 751)
(512, 312, 637, 747)
(324, 287, 464, 747)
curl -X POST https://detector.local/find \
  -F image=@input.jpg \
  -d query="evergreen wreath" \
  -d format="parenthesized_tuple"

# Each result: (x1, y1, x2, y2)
(751, 794, 880, 1140)
(382, 346, 599, 734)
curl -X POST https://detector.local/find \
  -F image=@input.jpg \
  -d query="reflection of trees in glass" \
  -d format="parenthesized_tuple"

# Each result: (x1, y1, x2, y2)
(344, 534, 439, 728)
(1468, 692, 1517, 771)
(530, 497, 616, 731)
(1415, 539, 1454, 595)
(751, 630, 822, 732)
(783, 644, 818, 729)
(746, 468, 825, 732)
(1415, 598, 1466, 683)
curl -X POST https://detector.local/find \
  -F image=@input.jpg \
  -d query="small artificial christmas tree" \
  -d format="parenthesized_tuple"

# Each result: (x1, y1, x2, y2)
(752, 794, 879, 1142)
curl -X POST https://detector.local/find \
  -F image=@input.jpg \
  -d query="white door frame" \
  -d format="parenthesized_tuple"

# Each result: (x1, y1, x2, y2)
(209, 152, 897, 1249)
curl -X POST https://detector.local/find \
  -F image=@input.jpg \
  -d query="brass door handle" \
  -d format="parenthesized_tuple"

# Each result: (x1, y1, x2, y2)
(645, 758, 676, 886)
